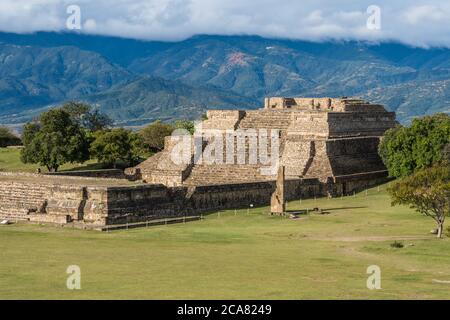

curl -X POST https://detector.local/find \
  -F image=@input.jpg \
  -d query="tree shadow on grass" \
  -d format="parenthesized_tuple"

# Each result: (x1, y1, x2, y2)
(60, 163, 108, 172)
(286, 206, 368, 216)
(321, 206, 368, 211)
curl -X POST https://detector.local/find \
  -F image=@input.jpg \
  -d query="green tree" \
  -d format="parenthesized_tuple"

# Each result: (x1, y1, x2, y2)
(379, 114, 450, 178)
(62, 102, 90, 123)
(442, 143, 450, 165)
(90, 128, 143, 168)
(20, 109, 90, 172)
(174, 120, 195, 135)
(0, 127, 21, 147)
(388, 166, 450, 238)
(62, 101, 112, 132)
(140, 121, 175, 153)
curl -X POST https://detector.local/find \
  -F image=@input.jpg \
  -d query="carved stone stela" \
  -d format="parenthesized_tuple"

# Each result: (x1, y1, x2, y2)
(271, 166, 286, 215)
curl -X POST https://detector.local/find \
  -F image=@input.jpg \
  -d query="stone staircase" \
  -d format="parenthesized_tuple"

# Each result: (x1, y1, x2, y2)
(238, 110, 293, 130)
(182, 128, 284, 186)
(183, 164, 276, 186)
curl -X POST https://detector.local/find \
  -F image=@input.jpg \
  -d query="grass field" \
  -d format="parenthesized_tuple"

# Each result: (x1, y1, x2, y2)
(0, 147, 102, 173)
(0, 183, 449, 300)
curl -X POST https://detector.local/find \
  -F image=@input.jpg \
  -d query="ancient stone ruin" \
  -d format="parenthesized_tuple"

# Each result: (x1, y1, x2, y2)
(130, 97, 397, 187)
(0, 97, 397, 229)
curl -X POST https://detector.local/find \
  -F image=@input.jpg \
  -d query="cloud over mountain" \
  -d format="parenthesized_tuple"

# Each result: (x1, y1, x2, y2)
(1, 0, 450, 47)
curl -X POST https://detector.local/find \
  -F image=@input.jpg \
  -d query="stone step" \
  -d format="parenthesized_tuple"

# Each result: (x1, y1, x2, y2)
(238, 112, 292, 130)
(184, 164, 276, 185)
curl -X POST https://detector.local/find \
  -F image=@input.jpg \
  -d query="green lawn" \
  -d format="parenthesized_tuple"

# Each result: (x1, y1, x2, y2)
(0, 184, 449, 300)
(0, 147, 102, 173)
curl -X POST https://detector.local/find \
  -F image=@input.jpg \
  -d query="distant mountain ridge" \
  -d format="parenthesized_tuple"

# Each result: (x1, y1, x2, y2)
(0, 32, 450, 125)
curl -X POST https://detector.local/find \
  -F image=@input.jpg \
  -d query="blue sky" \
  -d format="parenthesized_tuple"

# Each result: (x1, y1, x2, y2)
(1, 0, 450, 47)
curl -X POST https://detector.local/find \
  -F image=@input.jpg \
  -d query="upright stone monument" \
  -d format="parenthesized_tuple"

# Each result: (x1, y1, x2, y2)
(271, 165, 286, 215)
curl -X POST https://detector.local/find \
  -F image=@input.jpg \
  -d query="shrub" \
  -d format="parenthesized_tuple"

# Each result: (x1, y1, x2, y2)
(390, 241, 404, 249)
(0, 127, 21, 147)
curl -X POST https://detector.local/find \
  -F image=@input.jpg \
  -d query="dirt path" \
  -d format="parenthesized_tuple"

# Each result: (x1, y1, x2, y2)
(307, 235, 433, 242)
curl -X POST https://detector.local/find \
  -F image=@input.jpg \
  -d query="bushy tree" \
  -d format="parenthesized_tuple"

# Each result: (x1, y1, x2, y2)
(0, 127, 21, 147)
(174, 120, 195, 135)
(90, 128, 143, 168)
(388, 166, 450, 238)
(442, 143, 450, 165)
(62, 102, 90, 123)
(140, 121, 175, 153)
(62, 101, 112, 132)
(379, 114, 450, 178)
(20, 109, 90, 172)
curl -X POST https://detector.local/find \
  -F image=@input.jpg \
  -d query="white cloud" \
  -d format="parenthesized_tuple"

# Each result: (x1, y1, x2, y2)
(1, 0, 450, 47)
(403, 5, 445, 25)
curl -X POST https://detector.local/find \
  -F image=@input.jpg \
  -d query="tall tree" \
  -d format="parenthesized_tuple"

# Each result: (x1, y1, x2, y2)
(140, 121, 175, 153)
(90, 128, 143, 168)
(379, 114, 450, 178)
(388, 166, 450, 238)
(62, 101, 113, 132)
(21, 109, 90, 172)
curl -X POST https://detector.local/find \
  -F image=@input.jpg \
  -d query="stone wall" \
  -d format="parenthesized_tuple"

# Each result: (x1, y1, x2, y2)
(264, 97, 388, 113)
(0, 171, 390, 227)
(0, 179, 101, 224)
(288, 111, 397, 138)
(201, 110, 245, 130)
(46, 169, 126, 179)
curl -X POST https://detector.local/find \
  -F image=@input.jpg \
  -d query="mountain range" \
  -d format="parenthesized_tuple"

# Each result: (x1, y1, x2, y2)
(0, 31, 449, 126)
